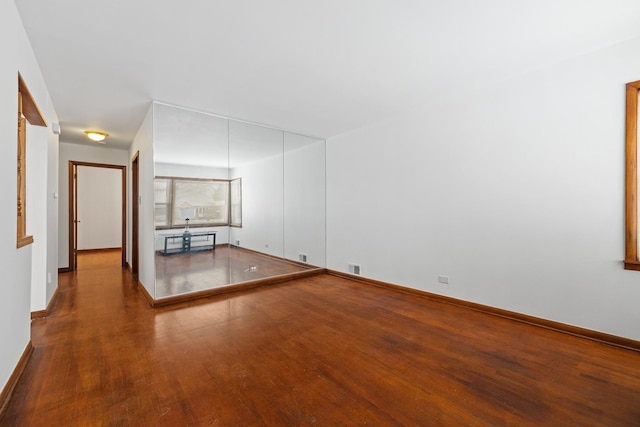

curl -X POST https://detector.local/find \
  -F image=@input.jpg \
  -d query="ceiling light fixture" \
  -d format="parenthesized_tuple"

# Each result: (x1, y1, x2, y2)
(85, 131, 108, 142)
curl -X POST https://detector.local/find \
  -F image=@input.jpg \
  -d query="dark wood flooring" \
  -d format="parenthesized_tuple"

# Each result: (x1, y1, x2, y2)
(2, 251, 640, 425)
(155, 246, 313, 297)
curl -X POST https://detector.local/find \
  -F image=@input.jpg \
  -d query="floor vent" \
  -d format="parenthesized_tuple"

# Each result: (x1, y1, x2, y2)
(348, 263, 361, 275)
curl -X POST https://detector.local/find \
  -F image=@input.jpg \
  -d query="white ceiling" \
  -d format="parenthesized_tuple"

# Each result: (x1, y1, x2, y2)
(15, 0, 640, 150)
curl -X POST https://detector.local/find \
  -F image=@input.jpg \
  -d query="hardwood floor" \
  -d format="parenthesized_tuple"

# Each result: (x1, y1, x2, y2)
(155, 246, 313, 298)
(2, 251, 640, 425)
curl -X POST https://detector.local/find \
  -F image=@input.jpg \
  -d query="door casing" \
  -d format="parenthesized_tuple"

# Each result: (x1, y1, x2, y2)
(68, 161, 127, 271)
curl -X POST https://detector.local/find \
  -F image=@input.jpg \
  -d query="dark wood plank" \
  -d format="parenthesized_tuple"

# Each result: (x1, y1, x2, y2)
(327, 270, 640, 352)
(2, 251, 640, 426)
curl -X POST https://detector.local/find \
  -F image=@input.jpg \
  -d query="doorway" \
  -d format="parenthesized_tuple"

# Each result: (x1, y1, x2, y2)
(68, 161, 126, 271)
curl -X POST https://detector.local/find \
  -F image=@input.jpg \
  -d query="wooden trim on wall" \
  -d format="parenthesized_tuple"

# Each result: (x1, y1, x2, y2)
(18, 74, 46, 126)
(68, 162, 75, 271)
(30, 309, 46, 320)
(58, 267, 72, 274)
(137, 279, 154, 306)
(17, 100, 26, 244)
(121, 166, 127, 267)
(0, 341, 33, 417)
(16, 236, 34, 249)
(326, 270, 640, 353)
(623, 260, 640, 271)
(70, 161, 128, 170)
(131, 151, 139, 276)
(16, 74, 46, 250)
(31, 284, 60, 319)
(625, 80, 640, 269)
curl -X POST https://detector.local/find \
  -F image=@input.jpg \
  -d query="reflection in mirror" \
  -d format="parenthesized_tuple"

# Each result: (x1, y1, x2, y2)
(153, 103, 326, 301)
(229, 120, 284, 258)
(230, 178, 242, 227)
(226, 121, 309, 285)
(153, 104, 230, 298)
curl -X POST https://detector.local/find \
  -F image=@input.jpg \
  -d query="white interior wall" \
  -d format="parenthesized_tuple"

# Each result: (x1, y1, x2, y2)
(283, 135, 326, 266)
(45, 105, 59, 306)
(327, 36, 640, 341)
(76, 166, 122, 250)
(0, 0, 58, 393)
(26, 124, 48, 312)
(58, 142, 129, 268)
(130, 106, 155, 297)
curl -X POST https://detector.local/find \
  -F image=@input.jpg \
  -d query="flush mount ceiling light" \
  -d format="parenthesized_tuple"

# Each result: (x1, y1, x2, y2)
(85, 131, 108, 143)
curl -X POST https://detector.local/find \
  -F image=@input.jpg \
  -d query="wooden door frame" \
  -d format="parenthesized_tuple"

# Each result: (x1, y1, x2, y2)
(68, 161, 127, 271)
(131, 151, 139, 276)
(625, 80, 640, 270)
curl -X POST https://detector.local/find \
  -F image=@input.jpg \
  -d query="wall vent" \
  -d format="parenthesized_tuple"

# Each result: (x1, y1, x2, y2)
(299, 253, 308, 263)
(348, 263, 361, 275)
(235, 240, 240, 246)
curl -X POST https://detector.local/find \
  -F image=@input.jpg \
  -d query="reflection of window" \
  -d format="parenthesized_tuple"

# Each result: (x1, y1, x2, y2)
(154, 177, 231, 229)
(173, 179, 229, 226)
(230, 178, 242, 227)
(154, 178, 171, 227)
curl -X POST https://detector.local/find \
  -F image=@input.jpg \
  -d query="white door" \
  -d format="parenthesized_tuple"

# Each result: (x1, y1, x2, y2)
(77, 166, 122, 250)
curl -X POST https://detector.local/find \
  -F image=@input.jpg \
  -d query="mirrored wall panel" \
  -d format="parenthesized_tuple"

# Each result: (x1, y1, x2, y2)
(153, 104, 230, 298)
(153, 103, 325, 300)
(228, 120, 284, 258)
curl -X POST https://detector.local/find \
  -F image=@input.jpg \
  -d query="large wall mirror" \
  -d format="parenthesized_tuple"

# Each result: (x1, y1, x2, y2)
(153, 103, 325, 300)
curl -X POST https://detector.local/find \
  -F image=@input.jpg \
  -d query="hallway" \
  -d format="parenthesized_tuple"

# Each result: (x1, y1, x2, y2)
(2, 251, 640, 425)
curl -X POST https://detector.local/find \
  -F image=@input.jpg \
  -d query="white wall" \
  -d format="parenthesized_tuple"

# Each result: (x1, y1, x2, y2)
(45, 109, 59, 307)
(129, 106, 156, 297)
(76, 166, 122, 250)
(0, 0, 58, 393)
(19, 19, 59, 315)
(327, 36, 640, 341)
(26, 124, 49, 312)
(284, 134, 326, 266)
(58, 142, 129, 268)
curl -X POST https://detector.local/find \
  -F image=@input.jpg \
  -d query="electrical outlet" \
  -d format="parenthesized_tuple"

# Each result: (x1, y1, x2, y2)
(438, 275, 449, 285)
(299, 253, 308, 263)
